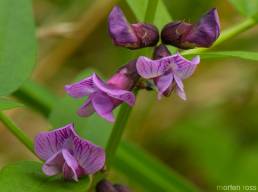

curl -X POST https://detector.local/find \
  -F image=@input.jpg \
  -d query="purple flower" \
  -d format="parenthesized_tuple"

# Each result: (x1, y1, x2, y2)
(65, 73, 136, 122)
(34, 124, 105, 181)
(161, 8, 220, 49)
(108, 6, 159, 49)
(136, 52, 200, 100)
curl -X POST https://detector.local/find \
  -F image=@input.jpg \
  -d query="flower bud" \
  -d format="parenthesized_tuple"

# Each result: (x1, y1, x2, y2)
(96, 180, 117, 192)
(108, 6, 159, 49)
(152, 44, 171, 59)
(108, 59, 140, 90)
(161, 8, 220, 49)
(113, 184, 132, 192)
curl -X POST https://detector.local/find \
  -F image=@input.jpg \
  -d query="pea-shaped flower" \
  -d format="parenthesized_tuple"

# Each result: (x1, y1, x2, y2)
(161, 8, 220, 49)
(136, 50, 200, 100)
(65, 72, 136, 122)
(34, 124, 105, 181)
(108, 6, 159, 49)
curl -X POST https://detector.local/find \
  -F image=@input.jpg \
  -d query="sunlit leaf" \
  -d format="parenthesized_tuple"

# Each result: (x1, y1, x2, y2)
(126, 0, 148, 21)
(0, 0, 36, 96)
(228, 0, 258, 17)
(0, 161, 89, 192)
(126, 0, 172, 28)
(0, 98, 23, 111)
(153, 0, 173, 30)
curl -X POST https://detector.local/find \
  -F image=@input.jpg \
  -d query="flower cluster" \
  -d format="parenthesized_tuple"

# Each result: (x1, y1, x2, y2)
(34, 4, 220, 185)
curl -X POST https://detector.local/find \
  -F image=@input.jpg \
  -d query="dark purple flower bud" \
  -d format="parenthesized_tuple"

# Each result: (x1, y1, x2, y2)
(65, 60, 139, 122)
(108, 6, 159, 49)
(152, 44, 171, 59)
(113, 184, 132, 192)
(161, 8, 220, 49)
(96, 180, 117, 192)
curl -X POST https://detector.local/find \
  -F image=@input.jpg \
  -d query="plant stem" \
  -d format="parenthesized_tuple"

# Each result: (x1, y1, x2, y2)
(181, 18, 257, 56)
(0, 112, 34, 153)
(105, 103, 133, 168)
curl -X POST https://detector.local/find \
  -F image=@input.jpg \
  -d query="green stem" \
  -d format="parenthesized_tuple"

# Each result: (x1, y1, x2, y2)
(181, 17, 257, 56)
(105, 103, 133, 168)
(0, 112, 34, 153)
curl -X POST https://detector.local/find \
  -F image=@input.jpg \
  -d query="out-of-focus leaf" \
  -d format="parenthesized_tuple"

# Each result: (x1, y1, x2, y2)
(0, 0, 36, 96)
(189, 51, 258, 61)
(49, 69, 113, 147)
(0, 98, 23, 111)
(116, 141, 201, 192)
(153, 0, 172, 29)
(0, 161, 89, 192)
(13, 80, 57, 116)
(228, 0, 258, 17)
(157, 107, 238, 184)
(126, 0, 148, 21)
(126, 0, 172, 28)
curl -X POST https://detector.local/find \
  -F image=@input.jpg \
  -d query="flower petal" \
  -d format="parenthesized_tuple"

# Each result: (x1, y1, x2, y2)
(42, 149, 81, 181)
(93, 74, 135, 106)
(77, 97, 95, 117)
(174, 75, 187, 100)
(108, 6, 138, 48)
(91, 92, 115, 122)
(154, 72, 173, 99)
(42, 150, 64, 176)
(64, 76, 96, 98)
(136, 56, 171, 79)
(34, 124, 76, 160)
(73, 135, 105, 175)
(171, 53, 200, 79)
(62, 149, 80, 181)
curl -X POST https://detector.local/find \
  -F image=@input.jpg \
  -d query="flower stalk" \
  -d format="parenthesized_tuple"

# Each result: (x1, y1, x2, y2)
(0, 112, 34, 153)
(104, 0, 158, 170)
(105, 101, 134, 168)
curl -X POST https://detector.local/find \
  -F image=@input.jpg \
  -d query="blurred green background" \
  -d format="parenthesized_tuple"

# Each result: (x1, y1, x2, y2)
(0, 0, 258, 191)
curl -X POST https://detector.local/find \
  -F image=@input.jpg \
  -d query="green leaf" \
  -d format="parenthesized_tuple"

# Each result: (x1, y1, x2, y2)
(13, 80, 58, 117)
(228, 0, 258, 17)
(153, 0, 173, 30)
(0, 161, 89, 192)
(116, 141, 201, 192)
(49, 69, 113, 147)
(187, 51, 258, 61)
(126, 0, 172, 28)
(126, 0, 148, 21)
(0, 98, 23, 111)
(0, 0, 36, 96)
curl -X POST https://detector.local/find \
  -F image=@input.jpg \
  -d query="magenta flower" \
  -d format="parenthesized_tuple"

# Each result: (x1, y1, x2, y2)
(136, 52, 200, 100)
(34, 124, 105, 181)
(108, 6, 159, 49)
(161, 8, 220, 49)
(65, 73, 136, 122)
